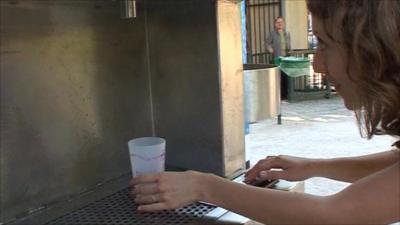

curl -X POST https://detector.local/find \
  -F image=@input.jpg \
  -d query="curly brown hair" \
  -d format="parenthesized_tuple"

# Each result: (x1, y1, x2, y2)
(307, 0, 400, 148)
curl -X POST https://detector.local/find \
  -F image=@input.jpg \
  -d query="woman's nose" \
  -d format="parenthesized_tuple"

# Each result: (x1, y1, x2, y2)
(313, 50, 328, 74)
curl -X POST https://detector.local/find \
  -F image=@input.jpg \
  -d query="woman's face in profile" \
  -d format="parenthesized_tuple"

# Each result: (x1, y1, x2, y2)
(311, 15, 358, 110)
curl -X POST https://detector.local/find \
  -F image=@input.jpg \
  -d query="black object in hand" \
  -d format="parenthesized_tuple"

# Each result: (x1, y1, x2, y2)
(249, 179, 278, 188)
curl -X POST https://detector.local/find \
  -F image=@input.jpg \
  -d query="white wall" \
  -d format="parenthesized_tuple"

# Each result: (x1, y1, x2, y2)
(283, 0, 308, 50)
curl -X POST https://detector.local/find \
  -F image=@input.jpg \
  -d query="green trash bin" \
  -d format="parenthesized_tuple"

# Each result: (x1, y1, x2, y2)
(277, 57, 314, 101)
(278, 56, 311, 77)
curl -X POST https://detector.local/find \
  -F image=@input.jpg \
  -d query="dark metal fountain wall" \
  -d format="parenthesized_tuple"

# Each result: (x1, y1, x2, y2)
(0, 0, 245, 223)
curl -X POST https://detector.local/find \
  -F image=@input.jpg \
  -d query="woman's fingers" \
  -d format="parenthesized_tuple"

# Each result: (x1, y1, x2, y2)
(244, 158, 271, 179)
(257, 156, 284, 169)
(245, 156, 285, 182)
(134, 193, 163, 205)
(130, 171, 200, 212)
(131, 183, 159, 195)
(259, 170, 288, 180)
(130, 173, 160, 187)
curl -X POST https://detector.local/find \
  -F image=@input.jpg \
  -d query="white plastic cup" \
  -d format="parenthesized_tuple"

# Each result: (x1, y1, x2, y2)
(128, 137, 166, 177)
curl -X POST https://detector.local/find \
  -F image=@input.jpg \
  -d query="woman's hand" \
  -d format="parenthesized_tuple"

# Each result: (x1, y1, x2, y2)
(129, 171, 204, 212)
(244, 155, 317, 183)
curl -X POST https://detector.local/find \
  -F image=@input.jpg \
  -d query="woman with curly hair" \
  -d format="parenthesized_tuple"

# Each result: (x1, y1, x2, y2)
(130, 0, 400, 224)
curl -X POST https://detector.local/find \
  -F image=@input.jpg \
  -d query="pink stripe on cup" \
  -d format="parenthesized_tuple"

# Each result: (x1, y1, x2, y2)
(130, 153, 165, 161)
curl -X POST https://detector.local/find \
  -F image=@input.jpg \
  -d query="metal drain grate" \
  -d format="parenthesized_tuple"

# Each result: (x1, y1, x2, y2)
(45, 188, 216, 225)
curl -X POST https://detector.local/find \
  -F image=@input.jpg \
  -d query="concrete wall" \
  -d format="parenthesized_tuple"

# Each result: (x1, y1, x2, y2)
(283, 0, 308, 50)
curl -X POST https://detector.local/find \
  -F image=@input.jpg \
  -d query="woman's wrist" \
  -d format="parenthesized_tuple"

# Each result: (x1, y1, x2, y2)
(193, 172, 219, 203)
(308, 158, 330, 178)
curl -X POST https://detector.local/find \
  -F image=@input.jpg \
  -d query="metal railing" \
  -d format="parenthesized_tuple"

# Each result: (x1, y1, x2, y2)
(245, 0, 281, 64)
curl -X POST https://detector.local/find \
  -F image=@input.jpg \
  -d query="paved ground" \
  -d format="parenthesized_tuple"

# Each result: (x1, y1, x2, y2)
(245, 96, 396, 196)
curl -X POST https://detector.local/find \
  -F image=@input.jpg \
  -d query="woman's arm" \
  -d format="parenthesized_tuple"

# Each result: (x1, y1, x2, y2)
(202, 162, 400, 224)
(132, 162, 399, 224)
(313, 149, 399, 182)
(201, 173, 333, 224)
(244, 149, 399, 183)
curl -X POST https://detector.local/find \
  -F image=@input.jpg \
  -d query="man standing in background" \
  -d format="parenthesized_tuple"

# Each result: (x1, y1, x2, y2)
(266, 16, 291, 63)
(266, 16, 291, 99)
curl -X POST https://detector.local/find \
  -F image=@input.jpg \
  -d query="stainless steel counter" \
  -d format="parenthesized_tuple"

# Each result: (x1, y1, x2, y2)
(7, 174, 248, 225)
